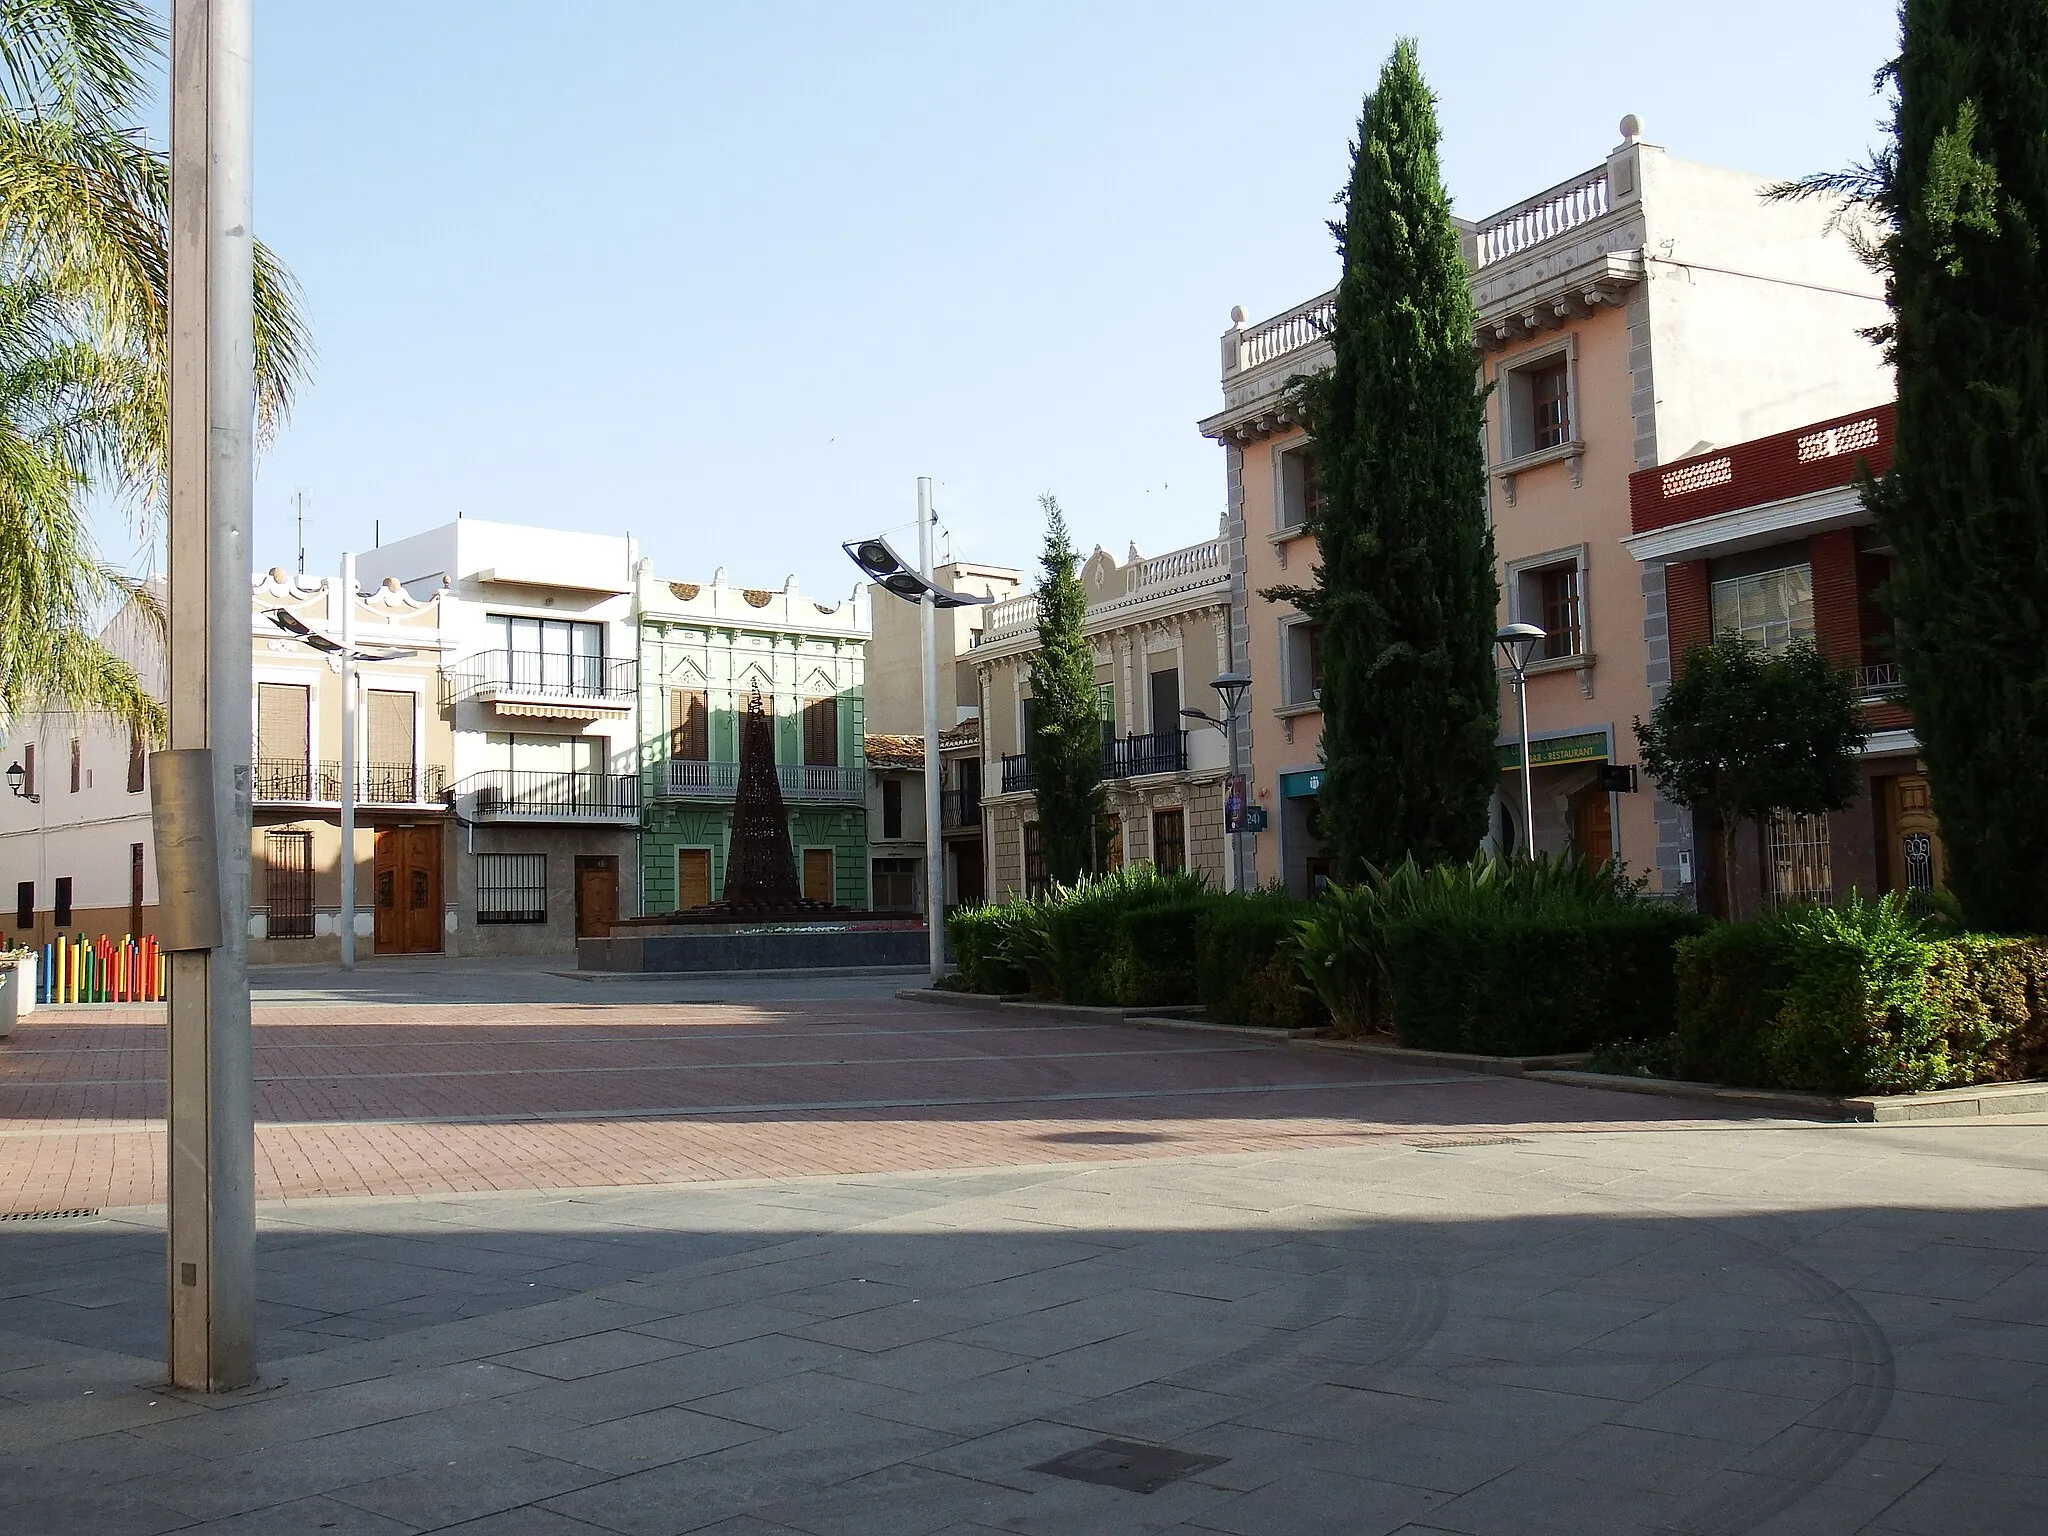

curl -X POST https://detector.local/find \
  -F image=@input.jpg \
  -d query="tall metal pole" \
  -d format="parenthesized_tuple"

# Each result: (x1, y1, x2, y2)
(1515, 673, 1536, 859)
(1225, 706, 1241, 893)
(165, 0, 255, 1391)
(338, 552, 356, 970)
(917, 477, 944, 985)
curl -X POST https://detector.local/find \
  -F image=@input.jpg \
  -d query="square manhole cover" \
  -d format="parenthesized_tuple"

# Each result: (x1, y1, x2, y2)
(1032, 1437, 1227, 1494)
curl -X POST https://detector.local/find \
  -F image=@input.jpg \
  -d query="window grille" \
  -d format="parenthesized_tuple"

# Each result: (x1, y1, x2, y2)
(1766, 811, 1833, 906)
(265, 830, 314, 938)
(477, 852, 547, 923)
(1152, 808, 1187, 875)
(1023, 823, 1046, 896)
(53, 876, 72, 927)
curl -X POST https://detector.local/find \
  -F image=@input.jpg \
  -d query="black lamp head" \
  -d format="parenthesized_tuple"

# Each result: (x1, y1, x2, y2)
(842, 536, 991, 611)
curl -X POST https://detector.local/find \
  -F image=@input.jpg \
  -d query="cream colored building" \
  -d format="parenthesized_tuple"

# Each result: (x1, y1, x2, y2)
(973, 530, 1237, 897)
(1201, 119, 1888, 895)
(0, 570, 458, 962)
(863, 558, 1024, 915)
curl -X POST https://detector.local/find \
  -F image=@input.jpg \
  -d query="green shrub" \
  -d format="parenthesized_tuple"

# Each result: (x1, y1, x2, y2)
(1293, 883, 1380, 1033)
(945, 900, 1031, 994)
(1385, 903, 1707, 1056)
(1197, 893, 1324, 1028)
(1672, 895, 2048, 1095)
(1037, 866, 1208, 1004)
(1107, 898, 1212, 1007)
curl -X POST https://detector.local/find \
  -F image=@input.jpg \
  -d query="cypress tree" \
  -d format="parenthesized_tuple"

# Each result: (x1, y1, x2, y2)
(1867, 0, 2048, 932)
(1275, 40, 1499, 878)
(1029, 495, 1104, 884)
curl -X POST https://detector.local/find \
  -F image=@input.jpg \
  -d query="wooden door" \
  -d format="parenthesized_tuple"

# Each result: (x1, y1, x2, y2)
(575, 857, 619, 937)
(1572, 786, 1614, 865)
(802, 847, 834, 904)
(1885, 774, 1946, 893)
(676, 849, 711, 911)
(373, 825, 442, 953)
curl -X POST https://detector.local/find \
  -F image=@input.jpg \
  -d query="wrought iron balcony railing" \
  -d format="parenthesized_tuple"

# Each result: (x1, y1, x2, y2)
(999, 754, 1033, 795)
(658, 759, 865, 802)
(1104, 729, 1188, 779)
(442, 648, 636, 705)
(941, 788, 982, 829)
(252, 758, 449, 805)
(1855, 663, 1906, 701)
(450, 769, 639, 822)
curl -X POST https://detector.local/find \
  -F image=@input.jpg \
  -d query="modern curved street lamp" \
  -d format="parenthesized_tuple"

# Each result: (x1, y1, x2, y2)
(1180, 671, 1253, 890)
(1495, 623, 1545, 859)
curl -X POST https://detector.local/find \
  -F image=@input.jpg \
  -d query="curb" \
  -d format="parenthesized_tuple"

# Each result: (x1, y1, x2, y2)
(1528, 1069, 2048, 1122)
(1297, 1040, 1592, 1078)
(895, 990, 1310, 1041)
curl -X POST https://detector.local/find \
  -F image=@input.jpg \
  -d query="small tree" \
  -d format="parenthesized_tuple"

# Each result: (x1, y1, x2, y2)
(1028, 496, 1103, 885)
(1635, 636, 1868, 913)
(1269, 39, 1499, 878)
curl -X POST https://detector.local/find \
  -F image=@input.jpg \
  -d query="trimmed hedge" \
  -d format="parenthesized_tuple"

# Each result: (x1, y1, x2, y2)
(1107, 899, 1209, 1007)
(945, 902, 1029, 995)
(1196, 895, 1324, 1029)
(1675, 899, 2048, 1094)
(1385, 905, 1708, 1056)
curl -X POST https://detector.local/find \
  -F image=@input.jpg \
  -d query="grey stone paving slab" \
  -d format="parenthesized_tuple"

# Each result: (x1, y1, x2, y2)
(4, 1122, 2048, 1532)
(182, 1495, 422, 1534)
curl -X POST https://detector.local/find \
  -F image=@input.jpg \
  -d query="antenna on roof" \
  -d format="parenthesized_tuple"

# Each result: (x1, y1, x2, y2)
(293, 489, 308, 574)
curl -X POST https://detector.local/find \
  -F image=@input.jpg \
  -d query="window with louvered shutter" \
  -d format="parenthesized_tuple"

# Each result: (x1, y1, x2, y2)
(257, 683, 309, 765)
(668, 689, 708, 761)
(802, 696, 838, 766)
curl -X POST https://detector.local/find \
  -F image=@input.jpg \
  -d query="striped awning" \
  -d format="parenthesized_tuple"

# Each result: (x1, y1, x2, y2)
(491, 700, 628, 721)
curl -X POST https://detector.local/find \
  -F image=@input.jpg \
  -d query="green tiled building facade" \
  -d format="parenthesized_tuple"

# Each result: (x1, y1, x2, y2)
(635, 570, 871, 914)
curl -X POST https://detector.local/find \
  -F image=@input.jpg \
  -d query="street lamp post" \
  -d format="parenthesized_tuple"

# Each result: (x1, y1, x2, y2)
(843, 499, 991, 986)
(1495, 623, 1545, 859)
(1179, 671, 1251, 891)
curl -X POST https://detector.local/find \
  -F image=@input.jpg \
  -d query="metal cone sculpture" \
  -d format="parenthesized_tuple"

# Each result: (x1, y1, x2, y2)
(717, 691, 806, 910)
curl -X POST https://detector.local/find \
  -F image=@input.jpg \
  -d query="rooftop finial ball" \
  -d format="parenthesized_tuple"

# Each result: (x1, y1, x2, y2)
(1620, 113, 1642, 140)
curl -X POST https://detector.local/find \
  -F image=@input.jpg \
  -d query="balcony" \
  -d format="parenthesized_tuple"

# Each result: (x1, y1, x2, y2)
(253, 758, 450, 807)
(1104, 729, 1188, 779)
(442, 649, 636, 717)
(658, 759, 865, 803)
(997, 730, 1189, 797)
(450, 769, 638, 824)
(980, 539, 1229, 647)
(941, 788, 982, 830)
(1856, 663, 1907, 701)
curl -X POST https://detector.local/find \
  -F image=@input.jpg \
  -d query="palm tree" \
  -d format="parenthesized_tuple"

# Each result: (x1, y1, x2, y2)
(0, 0, 309, 737)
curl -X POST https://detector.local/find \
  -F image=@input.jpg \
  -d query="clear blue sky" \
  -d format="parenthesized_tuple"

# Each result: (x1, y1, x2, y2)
(114, 1, 1900, 596)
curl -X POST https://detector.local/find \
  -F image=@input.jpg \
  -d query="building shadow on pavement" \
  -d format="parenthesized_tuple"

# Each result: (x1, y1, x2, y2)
(1, 1145, 2045, 1535)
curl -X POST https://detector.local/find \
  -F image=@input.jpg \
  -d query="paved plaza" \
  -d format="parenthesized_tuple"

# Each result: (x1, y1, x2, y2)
(2, 966, 2046, 1533)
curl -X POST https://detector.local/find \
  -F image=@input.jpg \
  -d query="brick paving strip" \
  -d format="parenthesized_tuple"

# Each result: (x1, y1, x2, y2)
(0, 998, 1733, 1213)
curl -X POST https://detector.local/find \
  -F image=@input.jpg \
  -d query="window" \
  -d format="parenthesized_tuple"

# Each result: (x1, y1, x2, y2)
(1502, 352, 1574, 460)
(53, 876, 72, 928)
(1152, 809, 1186, 875)
(872, 857, 916, 912)
(1097, 813, 1123, 874)
(802, 696, 839, 767)
(1148, 667, 1180, 736)
(1711, 564, 1815, 654)
(1095, 682, 1115, 738)
(1278, 445, 1323, 531)
(667, 688, 708, 761)
(15, 881, 32, 930)
(477, 853, 547, 923)
(257, 681, 312, 799)
(21, 742, 34, 799)
(130, 843, 145, 920)
(1283, 621, 1324, 706)
(127, 729, 145, 793)
(1767, 811, 1833, 905)
(485, 615, 605, 695)
(69, 736, 80, 793)
(1023, 822, 1046, 896)
(365, 689, 417, 802)
(1537, 567, 1582, 658)
(265, 830, 314, 939)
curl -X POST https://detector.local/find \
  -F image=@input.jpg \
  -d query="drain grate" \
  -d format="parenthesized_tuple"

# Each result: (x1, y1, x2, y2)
(1407, 1136, 1528, 1152)
(0, 1208, 102, 1222)
(1032, 1438, 1226, 1494)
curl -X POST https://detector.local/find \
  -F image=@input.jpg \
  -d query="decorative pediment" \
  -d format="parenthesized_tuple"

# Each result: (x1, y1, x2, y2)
(737, 663, 775, 697)
(664, 654, 708, 686)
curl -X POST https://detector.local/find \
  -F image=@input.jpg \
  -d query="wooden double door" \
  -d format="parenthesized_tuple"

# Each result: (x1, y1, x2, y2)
(373, 825, 443, 954)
